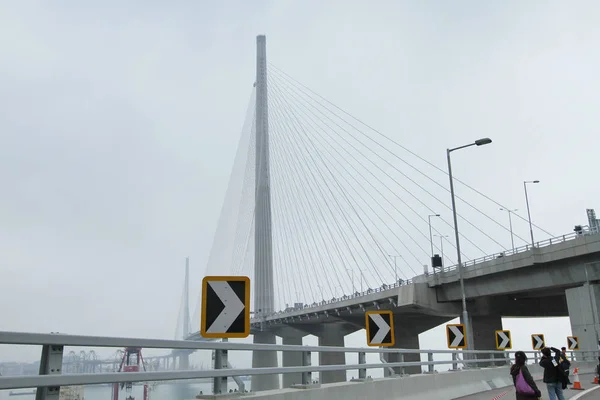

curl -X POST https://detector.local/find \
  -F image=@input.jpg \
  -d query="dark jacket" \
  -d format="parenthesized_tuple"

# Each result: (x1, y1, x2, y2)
(559, 353, 571, 371)
(540, 352, 566, 386)
(510, 364, 541, 399)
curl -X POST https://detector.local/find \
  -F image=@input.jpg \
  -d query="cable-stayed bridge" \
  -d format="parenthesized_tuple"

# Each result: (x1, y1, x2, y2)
(169, 35, 600, 391)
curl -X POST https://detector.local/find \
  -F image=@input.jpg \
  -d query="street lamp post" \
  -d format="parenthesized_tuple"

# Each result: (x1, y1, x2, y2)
(499, 208, 518, 252)
(428, 214, 441, 258)
(434, 235, 449, 267)
(359, 269, 365, 293)
(316, 284, 324, 301)
(447, 137, 492, 354)
(584, 262, 600, 352)
(346, 268, 355, 293)
(388, 254, 402, 284)
(524, 180, 540, 248)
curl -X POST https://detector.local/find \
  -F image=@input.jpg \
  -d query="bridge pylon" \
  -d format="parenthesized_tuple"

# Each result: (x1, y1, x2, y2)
(251, 34, 279, 392)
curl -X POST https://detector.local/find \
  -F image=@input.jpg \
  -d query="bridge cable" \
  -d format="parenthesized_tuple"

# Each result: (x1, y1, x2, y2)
(269, 86, 383, 291)
(270, 128, 343, 300)
(268, 72, 487, 259)
(270, 92, 376, 294)
(270, 81, 425, 275)
(270, 83, 389, 288)
(269, 70, 510, 254)
(269, 123, 338, 301)
(270, 79, 462, 264)
(268, 63, 555, 239)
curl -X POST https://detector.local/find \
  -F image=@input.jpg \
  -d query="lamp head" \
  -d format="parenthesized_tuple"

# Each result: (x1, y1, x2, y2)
(475, 138, 492, 146)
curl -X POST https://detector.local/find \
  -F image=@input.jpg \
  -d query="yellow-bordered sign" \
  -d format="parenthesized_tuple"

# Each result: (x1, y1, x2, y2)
(531, 334, 545, 350)
(201, 276, 250, 338)
(365, 310, 395, 347)
(495, 330, 512, 350)
(446, 324, 466, 349)
(567, 336, 579, 350)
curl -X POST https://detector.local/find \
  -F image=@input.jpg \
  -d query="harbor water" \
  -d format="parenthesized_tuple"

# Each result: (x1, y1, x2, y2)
(1, 381, 246, 400)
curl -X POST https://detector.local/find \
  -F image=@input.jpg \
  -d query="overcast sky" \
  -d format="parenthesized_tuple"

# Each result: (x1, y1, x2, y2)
(1, 0, 598, 366)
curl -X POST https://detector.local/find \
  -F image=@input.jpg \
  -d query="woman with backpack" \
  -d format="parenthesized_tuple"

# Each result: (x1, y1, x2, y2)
(510, 351, 542, 399)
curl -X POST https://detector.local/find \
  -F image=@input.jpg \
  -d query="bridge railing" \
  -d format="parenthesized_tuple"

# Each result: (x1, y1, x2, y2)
(254, 279, 412, 321)
(253, 228, 600, 321)
(4, 330, 596, 399)
(437, 226, 600, 274)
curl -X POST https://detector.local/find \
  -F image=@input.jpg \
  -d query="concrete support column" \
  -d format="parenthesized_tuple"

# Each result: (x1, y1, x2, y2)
(470, 314, 504, 366)
(278, 328, 305, 388)
(382, 329, 421, 376)
(178, 353, 190, 370)
(251, 331, 280, 391)
(317, 324, 347, 384)
(566, 284, 600, 360)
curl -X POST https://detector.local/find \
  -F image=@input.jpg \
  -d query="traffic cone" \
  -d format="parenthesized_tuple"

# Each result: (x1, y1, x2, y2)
(592, 375, 598, 384)
(572, 368, 585, 390)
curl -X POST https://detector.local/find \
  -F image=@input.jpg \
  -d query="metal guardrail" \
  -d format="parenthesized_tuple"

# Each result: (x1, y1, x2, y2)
(251, 228, 600, 322)
(1, 331, 598, 399)
(438, 227, 600, 274)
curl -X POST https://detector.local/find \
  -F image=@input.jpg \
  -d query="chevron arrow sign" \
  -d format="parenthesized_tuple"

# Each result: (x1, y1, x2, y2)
(201, 276, 250, 338)
(365, 311, 395, 347)
(446, 324, 466, 349)
(567, 336, 579, 350)
(495, 330, 512, 350)
(531, 334, 545, 350)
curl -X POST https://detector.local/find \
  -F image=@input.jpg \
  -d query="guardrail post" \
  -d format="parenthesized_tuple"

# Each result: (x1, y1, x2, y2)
(399, 353, 405, 375)
(504, 352, 511, 366)
(358, 351, 366, 380)
(534, 352, 538, 364)
(427, 353, 434, 373)
(35, 343, 64, 400)
(301, 351, 311, 385)
(213, 348, 228, 394)
(452, 352, 458, 370)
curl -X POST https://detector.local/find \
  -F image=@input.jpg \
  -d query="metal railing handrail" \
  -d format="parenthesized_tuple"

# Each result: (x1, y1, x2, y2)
(0, 331, 516, 355)
(0, 357, 524, 390)
(3, 330, 598, 397)
(438, 227, 600, 274)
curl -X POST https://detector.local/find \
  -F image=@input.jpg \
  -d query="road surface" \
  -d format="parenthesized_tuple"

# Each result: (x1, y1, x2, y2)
(454, 373, 600, 399)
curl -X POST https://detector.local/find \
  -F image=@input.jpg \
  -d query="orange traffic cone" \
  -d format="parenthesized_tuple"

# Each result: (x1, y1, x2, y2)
(572, 368, 585, 390)
(592, 375, 599, 384)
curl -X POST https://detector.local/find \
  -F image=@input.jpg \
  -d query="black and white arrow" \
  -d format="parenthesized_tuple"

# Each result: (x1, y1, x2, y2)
(533, 335, 544, 349)
(497, 331, 510, 348)
(206, 281, 245, 334)
(449, 326, 465, 347)
(369, 314, 391, 345)
(568, 337, 578, 349)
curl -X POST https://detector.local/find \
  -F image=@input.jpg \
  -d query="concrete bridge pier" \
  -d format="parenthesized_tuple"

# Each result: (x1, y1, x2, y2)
(252, 331, 280, 391)
(311, 323, 354, 384)
(566, 283, 600, 360)
(277, 327, 306, 387)
(470, 314, 504, 366)
(178, 353, 190, 370)
(382, 322, 421, 376)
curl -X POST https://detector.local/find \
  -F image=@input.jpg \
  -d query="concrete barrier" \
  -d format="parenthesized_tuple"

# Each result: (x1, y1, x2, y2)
(242, 362, 597, 400)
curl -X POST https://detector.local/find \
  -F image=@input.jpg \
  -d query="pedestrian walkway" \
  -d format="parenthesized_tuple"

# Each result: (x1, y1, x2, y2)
(454, 373, 598, 400)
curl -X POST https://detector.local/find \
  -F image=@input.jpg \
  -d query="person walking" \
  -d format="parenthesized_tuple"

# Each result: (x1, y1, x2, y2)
(510, 351, 541, 399)
(540, 347, 567, 400)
